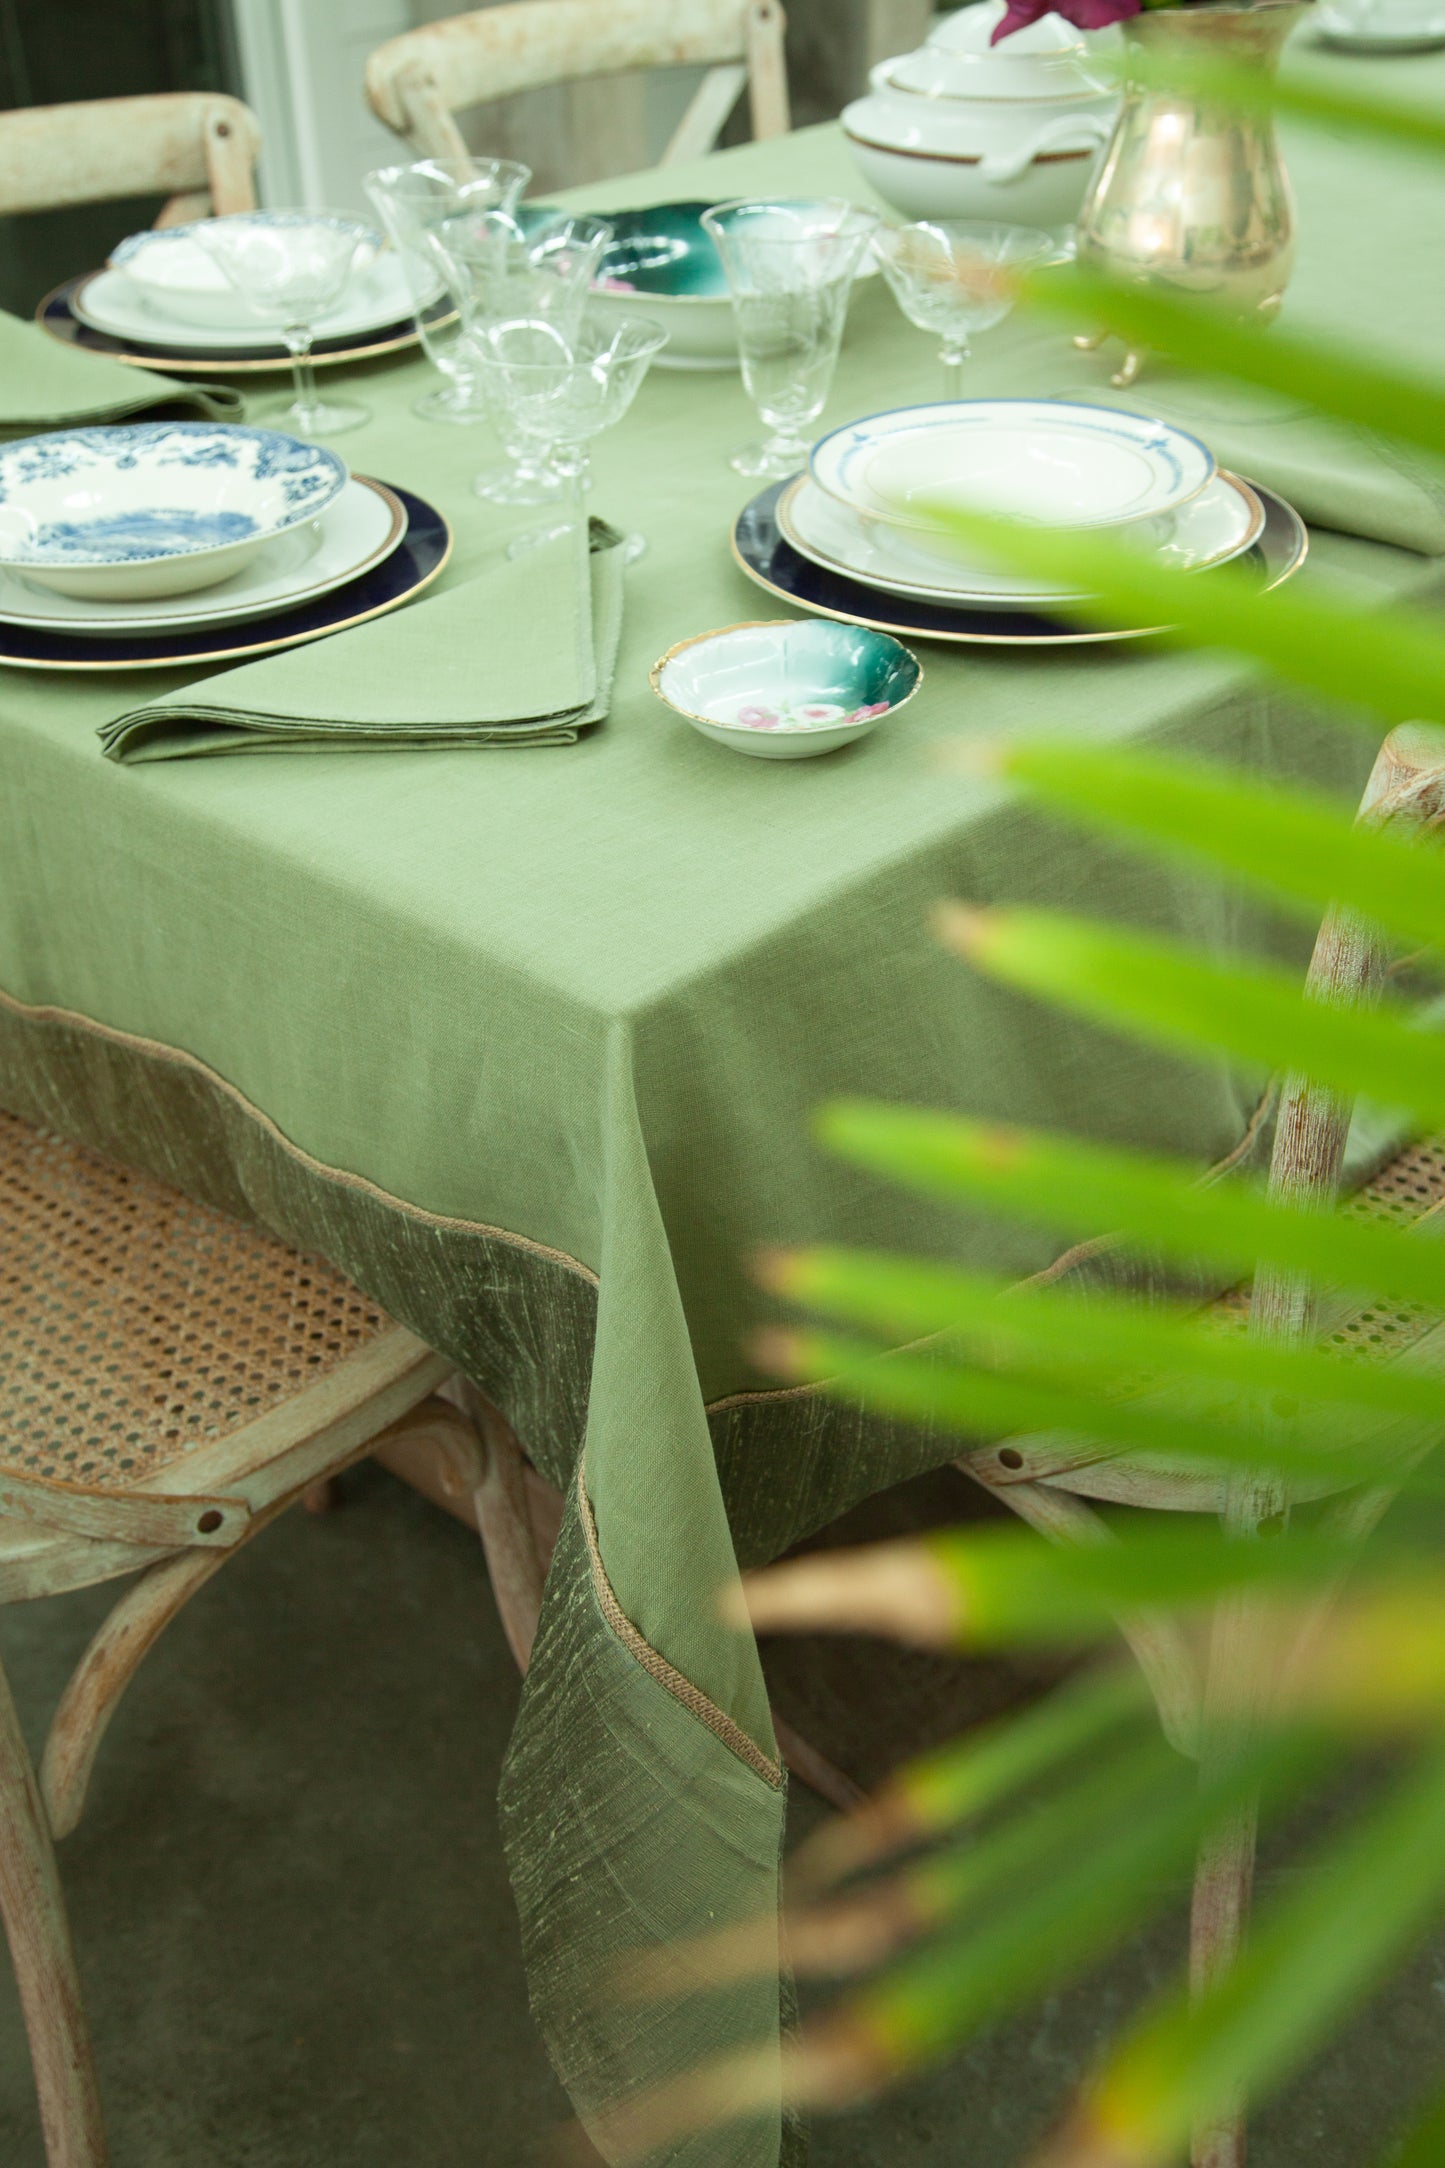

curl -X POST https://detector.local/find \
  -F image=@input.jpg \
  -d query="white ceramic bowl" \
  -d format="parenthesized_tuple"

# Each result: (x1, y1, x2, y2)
(651, 617, 922, 760)
(0, 425, 348, 600)
(109, 214, 383, 331)
(109, 227, 256, 328)
(811, 399, 1216, 541)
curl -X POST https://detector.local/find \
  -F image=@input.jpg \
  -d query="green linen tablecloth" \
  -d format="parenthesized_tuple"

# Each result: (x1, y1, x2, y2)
(3, 57, 1445, 2167)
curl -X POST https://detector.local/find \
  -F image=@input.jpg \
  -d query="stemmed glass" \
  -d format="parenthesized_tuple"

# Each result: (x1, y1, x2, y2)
(428, 209, 614, 501)
(873, 219, 1058, 398)
(194, 211, 382, 437)
(468, 313, 667, 556)
(363, 158, 531, 423)
(700, 197, 879, 479)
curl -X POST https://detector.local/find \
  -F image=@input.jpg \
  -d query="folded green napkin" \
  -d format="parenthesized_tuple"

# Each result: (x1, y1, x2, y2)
(99, 518, 627, 762)
(0, 306, 245, 435)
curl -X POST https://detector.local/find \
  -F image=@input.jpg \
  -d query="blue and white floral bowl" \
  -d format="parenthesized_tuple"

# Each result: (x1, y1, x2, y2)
(0, 424, 348, 600)
(651, 618, 922, 760)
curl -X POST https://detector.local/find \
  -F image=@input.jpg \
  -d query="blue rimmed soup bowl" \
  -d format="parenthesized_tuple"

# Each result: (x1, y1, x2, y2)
(585, 201, 737, 368)
(0, 424, 348, 600)
(651, 617, 922, 760)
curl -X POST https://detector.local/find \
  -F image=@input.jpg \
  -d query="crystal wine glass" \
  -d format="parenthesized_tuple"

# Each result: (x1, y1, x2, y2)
(469, 313, 667, 555)
(700, 197, 879, 479)
(364, 158, 531, 423)
(430, 209, 614, 501)
(193, 211, 382, 437)
(873, 219, 1058, 398)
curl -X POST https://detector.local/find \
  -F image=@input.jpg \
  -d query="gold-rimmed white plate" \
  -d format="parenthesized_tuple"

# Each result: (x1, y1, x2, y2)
(776, 470, 1267, 610)
(732, 474, 1306, 647)
(38, 278, 454, 375)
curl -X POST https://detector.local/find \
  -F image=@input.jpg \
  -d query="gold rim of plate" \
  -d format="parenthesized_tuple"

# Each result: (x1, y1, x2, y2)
(775, 469, 1269, 608)
(0, 486, 451, 672)
(36, 275, 456, 375)
(730, 480, 1307, 647)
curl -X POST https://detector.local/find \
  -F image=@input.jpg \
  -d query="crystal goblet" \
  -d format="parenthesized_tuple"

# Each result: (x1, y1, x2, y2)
(193, 211, 381, 438)
(873, 219, 1058, 398)
(429, 209, 614, 502)
(363, 158, 531, 423)
(700, 198, 879, 479)
(469, 313, 667, 556)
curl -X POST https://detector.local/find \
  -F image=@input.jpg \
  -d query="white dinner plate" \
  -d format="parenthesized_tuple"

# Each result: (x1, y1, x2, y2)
(0, 476, 407, 636)
(778, 470, 1265, 608)
(810, 399, 1216, 536)
(72, 255, 430, 352)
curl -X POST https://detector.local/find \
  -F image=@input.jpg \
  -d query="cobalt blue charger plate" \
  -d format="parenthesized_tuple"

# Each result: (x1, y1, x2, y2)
(37, 277, 454, 375)
(0, 483, 452, 672)
(731, 477, 1307, 646)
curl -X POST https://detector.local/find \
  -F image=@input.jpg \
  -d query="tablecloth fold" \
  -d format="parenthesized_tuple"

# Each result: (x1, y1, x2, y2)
(98, 516, 627, 761)
(0, 307, 245, 432)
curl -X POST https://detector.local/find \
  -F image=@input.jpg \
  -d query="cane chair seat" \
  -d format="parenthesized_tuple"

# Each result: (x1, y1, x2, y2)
(966, 1131, 1445, 1513)
(0, 1108, 393, 1492)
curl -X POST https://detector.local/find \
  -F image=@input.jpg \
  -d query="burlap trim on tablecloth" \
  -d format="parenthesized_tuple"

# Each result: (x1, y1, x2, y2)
(576, 1458, 785, 1793)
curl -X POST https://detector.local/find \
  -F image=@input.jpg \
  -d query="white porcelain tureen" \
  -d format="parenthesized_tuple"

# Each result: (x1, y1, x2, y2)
(842, 1, 1118, 231)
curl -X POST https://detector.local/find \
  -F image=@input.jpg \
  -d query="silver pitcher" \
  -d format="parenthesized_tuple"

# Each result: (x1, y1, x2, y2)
(1075, 1, 1307, 385)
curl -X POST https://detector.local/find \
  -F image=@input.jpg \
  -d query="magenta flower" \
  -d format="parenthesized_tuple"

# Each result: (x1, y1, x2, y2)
(991, 0, 1140, 42)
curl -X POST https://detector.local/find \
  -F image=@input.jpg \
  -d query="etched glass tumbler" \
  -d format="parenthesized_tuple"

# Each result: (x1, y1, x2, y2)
(194, 211, 381, 437)
(364, 157, 530, 423)
(700, 198, 879, 479)
(874, 219, 1057, 397)
(430, 210, 614, 500)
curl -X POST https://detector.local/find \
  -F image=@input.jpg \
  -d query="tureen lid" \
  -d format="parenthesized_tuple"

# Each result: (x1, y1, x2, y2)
(883, 1, 1114, 99)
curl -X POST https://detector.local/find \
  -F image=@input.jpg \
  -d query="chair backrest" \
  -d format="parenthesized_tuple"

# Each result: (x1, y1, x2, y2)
(0, 92, 261, 226)
(365, 0, 789, 173)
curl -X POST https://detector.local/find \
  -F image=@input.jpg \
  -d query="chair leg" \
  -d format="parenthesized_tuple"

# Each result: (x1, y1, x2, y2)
(43, 1395, 467, 1840)
(40, 1550, 230, 1842)
(1188, 1797, 1256, 2168)
(0, 1656, 107, 2166)
(374, 1387, 546, 1673)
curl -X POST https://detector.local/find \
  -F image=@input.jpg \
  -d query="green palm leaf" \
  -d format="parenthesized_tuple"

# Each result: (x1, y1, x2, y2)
(1052, 1734, 1445, 2168)
(815, 1103, 1445, 1311)
(764, 1247, 1445, 1432)
(906, 505, 1445, 728)
(940, 904, 1445, 1129)
(958, 738, 1445, 949)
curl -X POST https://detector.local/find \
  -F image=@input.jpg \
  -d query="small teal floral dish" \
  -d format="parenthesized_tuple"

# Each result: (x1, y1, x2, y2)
(0, 424, 348, 602)
(586, 202, 737, 369)
(651, 617, 922, 760)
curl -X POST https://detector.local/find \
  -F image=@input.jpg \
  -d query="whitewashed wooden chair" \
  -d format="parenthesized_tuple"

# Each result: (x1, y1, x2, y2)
(953, 723, 1445, 2168)
(0, 92, 259, 227)
(0, 1106, 517, 2167)
(364, 0, 790, 174)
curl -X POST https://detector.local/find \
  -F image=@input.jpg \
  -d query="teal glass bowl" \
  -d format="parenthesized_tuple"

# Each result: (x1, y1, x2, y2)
(588, 201, 737, 369)
(651, 617, 923, 760)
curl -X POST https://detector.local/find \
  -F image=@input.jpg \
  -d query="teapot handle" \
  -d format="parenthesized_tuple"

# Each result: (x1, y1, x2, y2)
(977, 109, 1113, 186)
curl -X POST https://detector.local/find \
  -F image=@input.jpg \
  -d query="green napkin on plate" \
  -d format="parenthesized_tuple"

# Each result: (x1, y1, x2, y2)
(0, 306, 245, 435)
(99, 518, 627, 762)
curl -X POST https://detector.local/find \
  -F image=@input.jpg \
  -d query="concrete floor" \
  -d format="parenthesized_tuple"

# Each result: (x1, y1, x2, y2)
(0, 1466, 1439, 2168)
